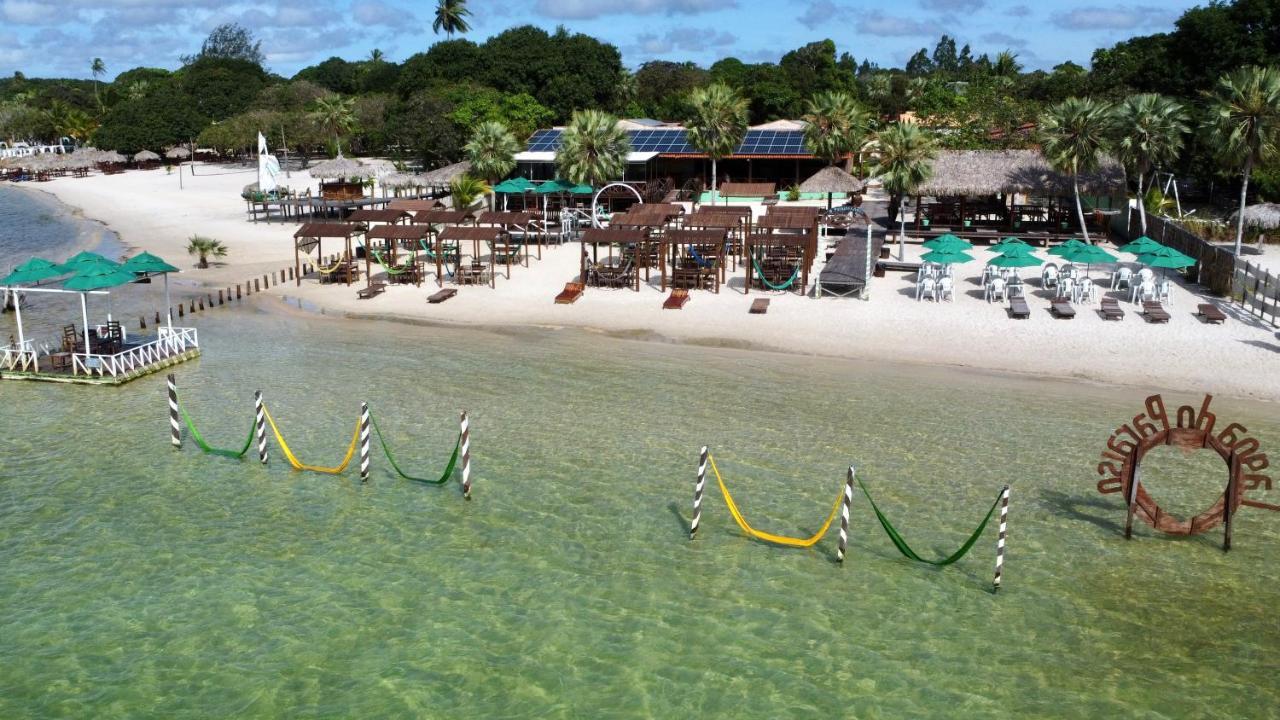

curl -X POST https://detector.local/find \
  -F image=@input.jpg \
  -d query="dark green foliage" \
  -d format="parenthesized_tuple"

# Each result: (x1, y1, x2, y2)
(94, 85, 207, 154)
(633, 62, 708, 120)
(180, 57, 269, 120)
(294, 57, 361, 95)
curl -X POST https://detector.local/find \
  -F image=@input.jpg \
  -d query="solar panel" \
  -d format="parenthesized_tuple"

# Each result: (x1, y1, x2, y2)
(522, 128, 807, 155)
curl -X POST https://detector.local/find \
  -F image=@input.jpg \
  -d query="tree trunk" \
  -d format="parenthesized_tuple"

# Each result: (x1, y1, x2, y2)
(198, 254, 209, 269)
(1073, 170, 1091, 244)
(710, 157, 718, 205)
(1234, 156, 1253, 256)
(897, 204, 907, 261)
(1136, 171, 1147, 236)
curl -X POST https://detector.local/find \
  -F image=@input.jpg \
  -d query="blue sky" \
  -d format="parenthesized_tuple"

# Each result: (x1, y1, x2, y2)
(0, 0, 1203, 79)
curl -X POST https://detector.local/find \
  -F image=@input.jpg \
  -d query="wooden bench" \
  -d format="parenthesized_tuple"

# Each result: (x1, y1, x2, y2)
(874, 260, 922, 278)
(1198, 303, 1227, 324)
(1100, 298, 1125, 321)
(663, 288, 690, 310)
(1143, 301, 1171, 323)
(357, 282, 386, 300)
(555, 282, 584, 305)
(1051, 300, 1076, 319)
(427, 288, 457, 304)
(1008, 296, 1030, 319)
(749, 298, 770, 314)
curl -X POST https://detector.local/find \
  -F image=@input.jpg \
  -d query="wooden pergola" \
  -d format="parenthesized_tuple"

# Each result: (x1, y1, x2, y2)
(665, 228, 728, 293)
(579, 227, 654, 292)
(438, 225, 506, 288)
(745, 232, 812, 295)
(388, 198, 439, 213)
(476, 211, 543, 261)
(348, 208, 413, 225)
(413, 209, 476, 226)
(717, 182, 777, 199)
(684, 208, 752, 271)
(756, 211, 818, 278)
(364, 224, 432, 286)
(293, 222, 363, 286)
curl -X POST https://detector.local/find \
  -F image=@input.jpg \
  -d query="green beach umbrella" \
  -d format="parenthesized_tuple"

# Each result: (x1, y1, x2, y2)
(922, 233, 973, 251)
(986, 237, 1030, 253)
(492, 177, 535, 193)
(63, 258, 138, 291)
(1059, 244, 1118, 278)
(987, 250, 1043, 268)
(1118, 235, 1163, 255)
(57, 251, 115, 274)
(120, 251, 179, 274)
(1048, 238, 1089, 258)
(1, 257, 66, 285)
(921, 248, 975, 264)
(535, 179, 580, 194)
(1136, 247, 1195, 269)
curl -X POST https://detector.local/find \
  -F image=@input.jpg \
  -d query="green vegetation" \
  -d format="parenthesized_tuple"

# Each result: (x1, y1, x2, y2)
(555, 110, 629, 188)
(186, 235, 227, 269)
(685, 84, 749, 196)
(1039, 97, 1116, 243)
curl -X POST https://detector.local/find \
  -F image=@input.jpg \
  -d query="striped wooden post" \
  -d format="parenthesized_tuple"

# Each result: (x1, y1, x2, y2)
(993, 485, 1010, 591)
(167, 374, 181, 448)
(690, 446, 708, 539)
(254, 391, 268, 464)
(460, 410, 472, 499)
(359, 402, 371, 482)
(837, 466, 855, 563)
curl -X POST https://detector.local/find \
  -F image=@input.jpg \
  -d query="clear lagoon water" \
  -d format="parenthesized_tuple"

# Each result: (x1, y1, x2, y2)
(1, 191, 1278, 718)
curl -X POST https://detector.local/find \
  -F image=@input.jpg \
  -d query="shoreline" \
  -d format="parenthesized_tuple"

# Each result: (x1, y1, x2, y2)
(15, 167, 1280, 403)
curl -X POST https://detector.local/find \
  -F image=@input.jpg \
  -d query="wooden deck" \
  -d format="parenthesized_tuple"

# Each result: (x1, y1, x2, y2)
(817, 233, 883, 298)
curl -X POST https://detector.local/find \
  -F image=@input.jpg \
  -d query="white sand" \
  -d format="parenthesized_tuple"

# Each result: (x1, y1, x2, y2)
(21, 163, 1280, 401)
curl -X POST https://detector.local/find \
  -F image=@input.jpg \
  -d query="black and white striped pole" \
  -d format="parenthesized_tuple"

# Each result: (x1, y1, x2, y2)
(167, 373, 181, 448)
(359, 402, 371, 482)
(254, 391, 268, 464)
(837, 466, 855, 563)
(690, 445, 708, 539)
(460, 410, 472, 499)
(993, 485, 1010, 592)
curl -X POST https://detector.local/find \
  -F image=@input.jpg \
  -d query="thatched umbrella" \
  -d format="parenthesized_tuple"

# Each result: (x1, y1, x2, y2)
(308, 155, 369, 180)
(1230, 203, 1280, 231)
(97, 151, 126, 164)
(420, 161, 471, 188)
(64, 150, 98, 170)
(133, 150, 160, 163)
(799, 165, 865, 209)
(361, 158, 398, 178)
(165, 147, 191, 160)
(382, 173, 423, 190)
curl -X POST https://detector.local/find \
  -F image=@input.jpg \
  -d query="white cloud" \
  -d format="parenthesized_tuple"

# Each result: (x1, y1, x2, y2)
(1051, 5, 1174, 31)
(800, 0, 842, 30)
(632, 27, 735, 55)
(533, 0, 729, 20)
(2, 0, 51, 24)
(981, 31, 1027, 49)
(1007, 4, 1031, 17)
(921, 0, 984, 9)
(352, 0, 406, 26)
(857, 11, 944, 36)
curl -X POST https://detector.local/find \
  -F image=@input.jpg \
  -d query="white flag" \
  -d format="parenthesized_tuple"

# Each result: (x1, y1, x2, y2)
(257, 132, 280, 193)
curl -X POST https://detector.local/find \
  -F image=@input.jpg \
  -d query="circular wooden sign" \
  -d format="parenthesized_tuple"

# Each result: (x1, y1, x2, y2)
(1095, 394, 1273, 538)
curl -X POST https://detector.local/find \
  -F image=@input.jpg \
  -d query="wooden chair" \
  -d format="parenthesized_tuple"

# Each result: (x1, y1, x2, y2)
(1198, 303, 1227, 324)
(1051, 300, 1076, 319)
(1142, 301, 1171, 323)
(663, 288, 690, 309)
(357, 282, 386, 299)
(427, 288, 457, 304)
(555, 282, 584, 304)
(1100, 297, 1125, 321)
(749, 298, 770, 314)
(1008, 296, 1030, 319)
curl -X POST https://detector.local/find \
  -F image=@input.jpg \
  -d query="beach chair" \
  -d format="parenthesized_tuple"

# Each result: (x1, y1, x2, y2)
(555, 282, 584, 304)
(663, 288, 690, 309)
(749, 298, 770, 314)
(357, 282, 386, 300)
(1100, 297, 1125, 321)
(1042, 264, 1058, 288)
(427, 288, 457, 304)
(986, 278, 1006, 303)
(1051, 300, 1076, 319)
(937, 277, 954, 302)
(1112, 267, 1132, 290)
(1142, 301, 1171, 323)
(918, 277, 936, 301)
(1008, 296, 1030, 319)
(1198, 303, 1227, 324)
(61, 325, 82, 353)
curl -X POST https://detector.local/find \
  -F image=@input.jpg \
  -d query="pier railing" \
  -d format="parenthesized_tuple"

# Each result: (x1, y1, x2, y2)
(0, 340, 37, 372)
(73, 326, 199, 377)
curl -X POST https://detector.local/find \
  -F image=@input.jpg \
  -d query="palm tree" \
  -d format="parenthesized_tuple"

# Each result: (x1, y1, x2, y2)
(186, 235, 228, 269)
(309, 95, 355, 156)
(685, 83, 748, 204)
(432, 0, 472, 37)
(448, 175, 490, 209)
(802, 91, 871, 174)
(1205, 65, 1280, 256)
(1113, 93, 1189, 236)
(1039, 97, 1115, 243)
(870, 121, 937, 260)
(555, 110, 630, 189)
(368, 48, 385, 63)
(90, 58, 105, 111)
(993, 51, 1021, 79)
(465, 121, 520, 210)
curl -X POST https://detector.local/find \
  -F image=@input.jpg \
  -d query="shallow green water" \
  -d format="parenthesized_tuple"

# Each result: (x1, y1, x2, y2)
(2, 305, 1278, 718)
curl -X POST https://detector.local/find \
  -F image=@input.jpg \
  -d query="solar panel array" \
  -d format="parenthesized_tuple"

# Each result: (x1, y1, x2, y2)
(524, 129, 809, 156)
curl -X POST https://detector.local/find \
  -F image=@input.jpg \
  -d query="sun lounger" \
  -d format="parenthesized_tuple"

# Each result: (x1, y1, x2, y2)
(749, 298, 770, 314)
(1143, 301, 1171, 323)
(555, 282, 584, 304)
(663, 288, 690, 310)
(427, 288, 457, 304)
(1100, 297, 1125, 321)
(1051, 300, 1076, 319)
(357, 282, 386, 300)
(1198, 303, 1226, 324)
(1008, 296, 1030, 319)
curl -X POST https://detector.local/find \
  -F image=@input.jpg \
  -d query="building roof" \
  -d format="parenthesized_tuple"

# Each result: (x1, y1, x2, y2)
(523, 127, 810, 159)
(917, 149, 1126, 197)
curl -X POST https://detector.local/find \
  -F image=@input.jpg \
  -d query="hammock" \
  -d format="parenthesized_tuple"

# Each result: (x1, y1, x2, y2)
(359, 240, 410, 276)
(857, 477, 1002, 566)
(369, 413, 461, 484)
(687, 246, 715, 269)
(708, 454, 843, 548)
(177, 401, 255, 459)
(750, 254, 801, 291)
(262, 405, 360, 474)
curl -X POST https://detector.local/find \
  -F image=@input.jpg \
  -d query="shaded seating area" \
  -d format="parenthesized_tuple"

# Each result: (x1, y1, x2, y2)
(746, 209, 819, 295)
(476, 211, 544, 261)
(667, 229, 727, 293)
(437, 226, 506, 288)
(348, 208, 413, 226)
(580, 228, 652, 292)
(293, 223, 363, 286)
(711, 182, 777, 203)
(363, 224, 433, 286)
(387, 198, 439, 213)
(684, 208, 751, 270)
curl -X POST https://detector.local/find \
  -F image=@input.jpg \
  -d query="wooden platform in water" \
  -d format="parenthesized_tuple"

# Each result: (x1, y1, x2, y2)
(0, 349, 200, 386)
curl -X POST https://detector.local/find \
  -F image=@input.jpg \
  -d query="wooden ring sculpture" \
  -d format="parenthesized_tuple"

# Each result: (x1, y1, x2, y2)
(1095, 394, 1275, 550)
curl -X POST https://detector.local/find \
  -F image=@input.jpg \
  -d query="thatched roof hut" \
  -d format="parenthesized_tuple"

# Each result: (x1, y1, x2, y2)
(1230, 203, 1280, 230)
(64, 150, 99, 170)
(361, 158, 398, 178)
(799, 165, 864, 194)
(309, 155, 370, 179)
(382, 173, 424, 189)
(165, 147, 191, 160)
(419, 161, 471, 187)
(917, 149, 1125, 197)
(133, 150, 160, 162)
(97, 151, 126, 164)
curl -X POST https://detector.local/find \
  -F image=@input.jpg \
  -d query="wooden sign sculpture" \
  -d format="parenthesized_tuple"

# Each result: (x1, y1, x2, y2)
(1096, 394, 1276, 550)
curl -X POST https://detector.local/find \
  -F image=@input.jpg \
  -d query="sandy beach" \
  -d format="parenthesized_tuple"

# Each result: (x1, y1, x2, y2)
(17, 162, 1280, 401)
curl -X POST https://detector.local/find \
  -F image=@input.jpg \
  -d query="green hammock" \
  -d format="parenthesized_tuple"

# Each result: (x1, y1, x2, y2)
(857, 477, 1001, 566)
(178, 402, 254, 459)
(750, 254, 800, 291)
(369, 413, 461, 485)
(360, 241, 409, 276)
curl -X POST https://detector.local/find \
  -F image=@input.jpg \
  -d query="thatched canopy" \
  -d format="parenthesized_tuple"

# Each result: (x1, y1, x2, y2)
(799, 165, 864, 194)
(134, 150, 160, 162)
(917, 149, 1125, 197)
(362, 158, 398, 178)
(309, 155, 370, 179)
(382, 173, 424, 189)
(1230, 203, 1280, 230)
(165, 147, 191, 159)
(65, 150, 100, 169)
(97, 151, 126, 164)
(420, 161, 471, 187)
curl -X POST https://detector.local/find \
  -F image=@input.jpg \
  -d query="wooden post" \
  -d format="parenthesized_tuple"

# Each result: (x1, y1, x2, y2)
(837, 466, 855, 563)
(460, 410, 472, 499)
(167, 374, 181, 448)
(139, 315, 146, 329)
(154, 311, 161, 325)
(188, 300, 195, 314)
(254, 391, 268, 464)
(198, 298, 204, 311)
(1224, 455, 1237, 551)
(691, 446, 708, 539)
(177, 304, 183, 318)
(993, 486, 1010, 591)
(1124, 463, 1140, 540)
(253, 279, 260, 293)
(218, 289, 224, 305)
(236, 284, 242, 299)
(359, 402, 371, 482)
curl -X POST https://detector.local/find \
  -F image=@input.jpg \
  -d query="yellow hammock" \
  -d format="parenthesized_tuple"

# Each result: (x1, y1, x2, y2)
(708, 454, 844, 548)
(262, 405, 360, 474)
